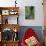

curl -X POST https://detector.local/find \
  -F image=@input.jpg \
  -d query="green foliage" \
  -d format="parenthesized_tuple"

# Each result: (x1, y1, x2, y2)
(25, 6, 35, 19)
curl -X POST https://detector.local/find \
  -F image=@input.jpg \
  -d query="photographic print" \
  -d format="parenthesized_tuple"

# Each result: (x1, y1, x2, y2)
(25, 6, 35, 19)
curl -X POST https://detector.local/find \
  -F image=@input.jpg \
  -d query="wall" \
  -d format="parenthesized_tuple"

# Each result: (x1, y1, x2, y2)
(18, 26, 43, 44)
(0, 0, 44, 26)
(18, 0, 44, 26)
